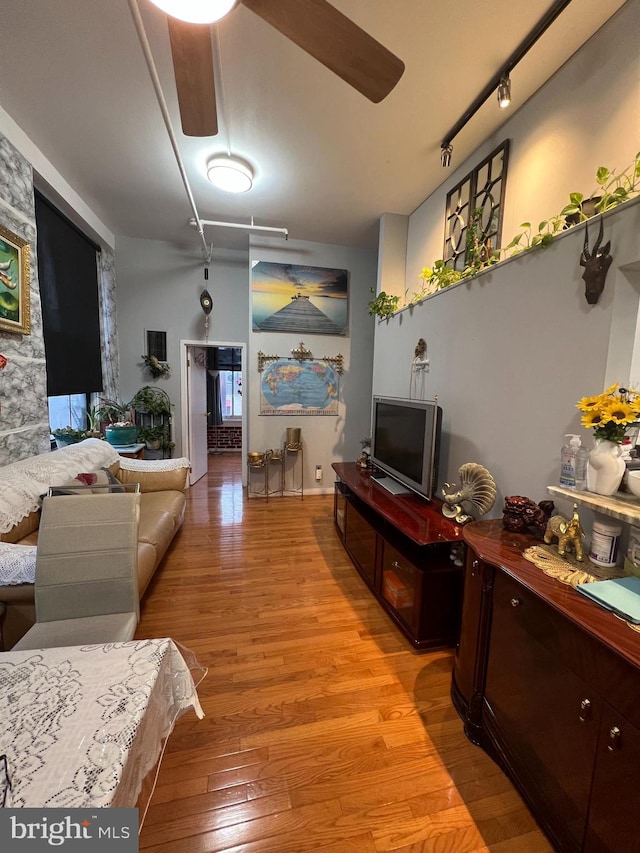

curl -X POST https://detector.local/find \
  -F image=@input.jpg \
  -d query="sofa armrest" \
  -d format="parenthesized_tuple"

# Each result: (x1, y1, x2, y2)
(113, 458, 190, 493)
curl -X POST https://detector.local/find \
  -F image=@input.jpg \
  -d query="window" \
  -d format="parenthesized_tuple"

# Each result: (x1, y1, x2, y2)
(35, 191, 103, 397)
(206, 347, 242, 421)
(221, 369, 242, 418)
(48, 393, 90, 433)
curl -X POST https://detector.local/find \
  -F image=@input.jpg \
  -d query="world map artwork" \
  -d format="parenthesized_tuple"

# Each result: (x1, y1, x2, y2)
(260, 360, 339, 416)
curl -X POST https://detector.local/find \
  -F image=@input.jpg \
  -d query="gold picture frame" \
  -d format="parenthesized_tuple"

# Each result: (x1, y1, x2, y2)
(0, 223, 30, 335)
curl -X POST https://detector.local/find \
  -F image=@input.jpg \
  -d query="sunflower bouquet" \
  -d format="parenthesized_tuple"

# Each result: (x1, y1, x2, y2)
(576, 383, 640, 443)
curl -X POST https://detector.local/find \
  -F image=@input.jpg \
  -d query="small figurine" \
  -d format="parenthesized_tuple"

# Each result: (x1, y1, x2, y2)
(544, 503, 585, 561)
(503, 496, 554, 538)
(442, 462, 497, 524)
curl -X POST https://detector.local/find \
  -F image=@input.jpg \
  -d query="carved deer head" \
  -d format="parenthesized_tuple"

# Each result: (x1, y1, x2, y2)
(579, 217, 612, 305)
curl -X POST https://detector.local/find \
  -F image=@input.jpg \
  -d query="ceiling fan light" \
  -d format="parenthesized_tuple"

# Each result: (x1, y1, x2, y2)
(148, 0, 237, 25)
(207, 156, 254, 193)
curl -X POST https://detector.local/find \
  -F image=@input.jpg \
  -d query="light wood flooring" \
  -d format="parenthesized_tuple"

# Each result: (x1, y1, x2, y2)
(137, 454, 553, 853)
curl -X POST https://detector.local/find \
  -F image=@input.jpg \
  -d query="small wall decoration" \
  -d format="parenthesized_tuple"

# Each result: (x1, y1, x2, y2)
(0, 224, 30, 335)
(443, 141, 509, 272)
(579, 217, 612, 305)
(258, 342, 343, 416)
(252, 261, 348, 335)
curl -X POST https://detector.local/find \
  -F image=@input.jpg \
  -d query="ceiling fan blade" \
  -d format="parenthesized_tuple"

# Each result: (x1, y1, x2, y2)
(167, 17, 218, 136)
(241, 0, 404, 103)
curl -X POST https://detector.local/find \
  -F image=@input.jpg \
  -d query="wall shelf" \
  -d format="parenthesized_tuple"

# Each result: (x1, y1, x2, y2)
(547, 485, 640, 526)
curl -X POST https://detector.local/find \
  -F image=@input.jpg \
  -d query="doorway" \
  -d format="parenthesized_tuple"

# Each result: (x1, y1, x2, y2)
(180, 340, 247, 486)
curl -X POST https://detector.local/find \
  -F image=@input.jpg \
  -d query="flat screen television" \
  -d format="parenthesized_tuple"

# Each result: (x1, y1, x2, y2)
(370, 396, 442, 500)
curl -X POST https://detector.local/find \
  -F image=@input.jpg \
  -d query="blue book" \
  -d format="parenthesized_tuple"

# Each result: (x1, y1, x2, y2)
(577, 576, 640, 624)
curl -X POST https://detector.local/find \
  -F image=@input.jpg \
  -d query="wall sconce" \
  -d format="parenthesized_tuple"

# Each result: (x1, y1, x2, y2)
(497, 74, 511, 109)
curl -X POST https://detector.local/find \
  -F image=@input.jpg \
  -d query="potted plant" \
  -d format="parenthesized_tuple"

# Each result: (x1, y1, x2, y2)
(138, 425, 166, 451)
(130, 386, 171, 416)
(96, 396, 138, 446)
(52, 426, 90, 448)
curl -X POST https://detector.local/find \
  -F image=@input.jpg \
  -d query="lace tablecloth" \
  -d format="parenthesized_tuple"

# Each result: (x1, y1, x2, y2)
(0, 638, 205, 809)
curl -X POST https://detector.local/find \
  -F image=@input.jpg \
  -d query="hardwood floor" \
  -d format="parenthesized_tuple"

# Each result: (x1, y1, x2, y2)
(137, 454, 552, 853)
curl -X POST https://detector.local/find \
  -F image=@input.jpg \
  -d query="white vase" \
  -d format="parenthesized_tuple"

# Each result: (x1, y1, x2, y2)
(586, 439, 626, 496)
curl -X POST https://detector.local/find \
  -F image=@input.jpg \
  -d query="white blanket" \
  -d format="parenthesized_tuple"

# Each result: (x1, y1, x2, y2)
(0, 439, 120, 534)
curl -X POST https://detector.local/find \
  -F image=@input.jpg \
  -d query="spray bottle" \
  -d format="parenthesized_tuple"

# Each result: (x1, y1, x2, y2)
(560, 434, 588, 490)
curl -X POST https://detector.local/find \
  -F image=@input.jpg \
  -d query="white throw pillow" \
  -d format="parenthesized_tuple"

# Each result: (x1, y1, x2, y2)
(0, 542, 37, 585)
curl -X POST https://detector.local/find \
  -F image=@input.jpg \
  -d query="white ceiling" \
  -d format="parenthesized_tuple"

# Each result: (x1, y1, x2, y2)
(0, 0, 629, 252)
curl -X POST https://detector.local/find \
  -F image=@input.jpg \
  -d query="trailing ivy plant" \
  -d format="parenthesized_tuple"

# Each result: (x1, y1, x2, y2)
(367, 288, 402, 319)
(374, 155, 640, 316)
(504, 214, 565, 255)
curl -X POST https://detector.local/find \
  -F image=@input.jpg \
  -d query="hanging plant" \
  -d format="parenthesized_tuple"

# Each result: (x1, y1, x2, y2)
(141, 354, 171, 379)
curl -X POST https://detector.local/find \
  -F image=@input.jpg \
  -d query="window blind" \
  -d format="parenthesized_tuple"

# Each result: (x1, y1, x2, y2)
(35, 191, 103, 396)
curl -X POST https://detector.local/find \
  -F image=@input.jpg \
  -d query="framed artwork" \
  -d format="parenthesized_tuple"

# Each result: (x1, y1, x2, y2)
(259, 358, 340, 416)
(252, 262, 348, 336)
(0, 224, 30, 335)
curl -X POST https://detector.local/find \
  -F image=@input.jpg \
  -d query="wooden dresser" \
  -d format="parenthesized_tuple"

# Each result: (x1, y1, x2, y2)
(453, 519, 640, 852)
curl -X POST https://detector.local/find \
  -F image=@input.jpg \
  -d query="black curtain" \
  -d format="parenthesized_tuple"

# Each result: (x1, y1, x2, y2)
(35, 191, 103, 396)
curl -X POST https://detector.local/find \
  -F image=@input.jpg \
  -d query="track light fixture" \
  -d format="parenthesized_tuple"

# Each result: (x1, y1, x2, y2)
(438, 0, 571, 167)
(497, 75, 511, 108)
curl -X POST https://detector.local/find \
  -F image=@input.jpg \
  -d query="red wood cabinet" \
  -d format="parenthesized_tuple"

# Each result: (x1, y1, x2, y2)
(454, 519, 640, 853)
(332, 463, 464, 649)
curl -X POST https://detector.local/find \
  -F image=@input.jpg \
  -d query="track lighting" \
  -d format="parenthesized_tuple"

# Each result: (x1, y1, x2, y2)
(497, 75, 511, 109)
(206, 155, 254, 193)
(438, 0, 571, 166)
(148, 0, 237, 24)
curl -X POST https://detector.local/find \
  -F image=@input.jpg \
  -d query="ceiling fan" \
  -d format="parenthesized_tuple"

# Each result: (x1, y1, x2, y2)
(149, 0, 405, 137)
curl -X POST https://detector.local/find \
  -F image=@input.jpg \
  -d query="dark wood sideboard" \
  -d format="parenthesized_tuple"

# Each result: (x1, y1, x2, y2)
(331, 462, 465, 649)
(454, 519, 640, 853)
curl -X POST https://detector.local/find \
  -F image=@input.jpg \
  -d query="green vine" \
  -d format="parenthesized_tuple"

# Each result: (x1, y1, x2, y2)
(409, 152, 640, 305)
(367, 288, 402, 319)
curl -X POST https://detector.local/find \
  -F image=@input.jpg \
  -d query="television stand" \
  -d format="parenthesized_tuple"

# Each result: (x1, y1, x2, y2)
(332, 462, 465, 649)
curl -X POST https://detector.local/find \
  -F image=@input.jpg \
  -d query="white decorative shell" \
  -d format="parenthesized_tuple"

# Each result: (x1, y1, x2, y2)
(442, 462, 497, 518)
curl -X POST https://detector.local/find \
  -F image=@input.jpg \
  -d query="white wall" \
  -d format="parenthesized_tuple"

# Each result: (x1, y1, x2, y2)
(115, 236, 250, 454)
(248, 236, 377, 494)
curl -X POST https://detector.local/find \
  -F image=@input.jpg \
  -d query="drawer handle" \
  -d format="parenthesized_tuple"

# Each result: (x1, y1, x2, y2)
(392, 560, 402, 570)
(579, 698, 592, 723)
(510, 597, 521, 608)
(472, 559, 479, 569)
(607, 725, 621, 751)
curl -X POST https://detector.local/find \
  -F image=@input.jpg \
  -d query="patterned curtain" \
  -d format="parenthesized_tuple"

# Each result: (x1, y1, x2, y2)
(98, 246, 118, 401)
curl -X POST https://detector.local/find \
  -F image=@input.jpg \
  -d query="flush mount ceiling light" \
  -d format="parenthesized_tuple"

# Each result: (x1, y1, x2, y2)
(206, 155, 254, 193)
(497, 74, 511, 109)
(148, 0, 237, 24)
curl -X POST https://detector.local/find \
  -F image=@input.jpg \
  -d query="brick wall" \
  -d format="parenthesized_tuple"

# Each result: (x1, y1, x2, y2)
(208, 423, 242, 451)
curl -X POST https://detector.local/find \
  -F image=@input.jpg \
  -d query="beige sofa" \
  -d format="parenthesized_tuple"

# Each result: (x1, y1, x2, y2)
(0, 439, 189, 649)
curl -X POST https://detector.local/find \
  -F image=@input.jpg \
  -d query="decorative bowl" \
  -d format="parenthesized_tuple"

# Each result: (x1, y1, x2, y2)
(626, 470, 640, 498)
